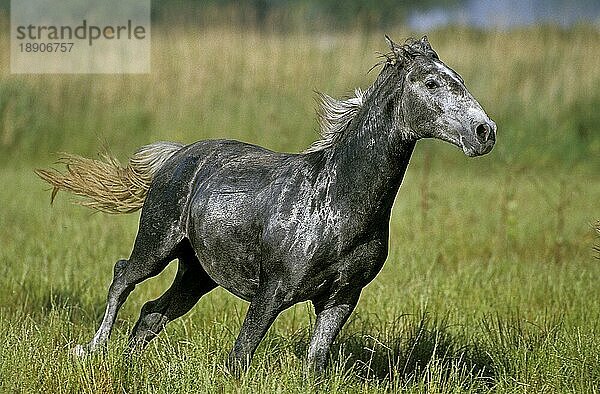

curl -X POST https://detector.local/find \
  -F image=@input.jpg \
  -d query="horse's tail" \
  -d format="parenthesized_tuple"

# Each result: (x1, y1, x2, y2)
(35, 141, 184, 214)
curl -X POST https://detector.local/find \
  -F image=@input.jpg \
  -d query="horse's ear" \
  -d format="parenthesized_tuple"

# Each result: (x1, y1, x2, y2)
(419, 35, 432, 51)
(419, 35, 439, 59)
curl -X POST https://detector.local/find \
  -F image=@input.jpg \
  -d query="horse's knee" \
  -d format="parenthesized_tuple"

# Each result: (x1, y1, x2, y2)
(113, 259, 128, 277)
(139, 299, 159, 316)
(110, 259, 140, 295)
(107, 261, 136, 303)
(138, 300, 168, 329)
(138, 312, 166, 333)
(130, 301, 168, 345)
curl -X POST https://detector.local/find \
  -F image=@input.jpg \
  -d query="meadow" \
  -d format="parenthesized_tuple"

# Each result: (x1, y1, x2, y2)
(0, 24, 599, 393)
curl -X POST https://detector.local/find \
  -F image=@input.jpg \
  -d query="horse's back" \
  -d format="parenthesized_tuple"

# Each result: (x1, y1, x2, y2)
(145, 138, 294, 222)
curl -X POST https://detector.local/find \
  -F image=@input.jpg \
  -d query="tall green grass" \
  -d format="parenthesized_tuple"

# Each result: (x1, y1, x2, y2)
(1, 24, 599, 393)
(1, 164, 598, 392)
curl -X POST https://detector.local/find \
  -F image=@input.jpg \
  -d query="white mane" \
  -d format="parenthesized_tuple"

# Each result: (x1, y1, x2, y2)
(304, 88, 365, 153)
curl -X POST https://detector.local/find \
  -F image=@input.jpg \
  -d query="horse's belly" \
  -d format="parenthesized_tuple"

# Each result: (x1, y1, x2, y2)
(194, 245, 260, 301)
(187, 194, 262, 301)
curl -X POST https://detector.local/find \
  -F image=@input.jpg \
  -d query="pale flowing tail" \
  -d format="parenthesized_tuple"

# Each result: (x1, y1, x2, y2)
(35, 141, 184, 214)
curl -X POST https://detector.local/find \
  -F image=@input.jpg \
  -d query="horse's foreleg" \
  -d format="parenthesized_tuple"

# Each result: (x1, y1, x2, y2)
(306, 294, 360, 375)
(128, 253, 217, 350)
(227, 282, 286, 376)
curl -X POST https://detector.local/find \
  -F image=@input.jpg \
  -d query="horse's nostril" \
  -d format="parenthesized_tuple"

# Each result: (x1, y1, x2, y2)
(475, 123, 490, 142)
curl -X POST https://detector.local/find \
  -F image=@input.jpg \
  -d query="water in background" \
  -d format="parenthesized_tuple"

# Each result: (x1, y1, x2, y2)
(409, 0, 600, 30)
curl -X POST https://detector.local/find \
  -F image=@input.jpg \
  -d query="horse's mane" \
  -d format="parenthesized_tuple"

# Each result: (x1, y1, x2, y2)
(304, 88, 365, 153)
(304, 37, 437, 153)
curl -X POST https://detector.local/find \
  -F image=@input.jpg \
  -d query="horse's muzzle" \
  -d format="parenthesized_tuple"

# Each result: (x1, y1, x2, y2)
(470, 119, 496, 156)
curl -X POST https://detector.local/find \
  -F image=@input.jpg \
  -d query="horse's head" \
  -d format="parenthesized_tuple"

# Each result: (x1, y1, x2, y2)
(385, 35, 496, 157)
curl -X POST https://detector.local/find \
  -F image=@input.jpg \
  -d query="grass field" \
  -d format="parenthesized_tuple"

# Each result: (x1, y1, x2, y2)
(1, 25, 599, 393)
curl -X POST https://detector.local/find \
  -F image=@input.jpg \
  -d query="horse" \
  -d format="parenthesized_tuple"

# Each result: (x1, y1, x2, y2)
(36, 35, 496, 375)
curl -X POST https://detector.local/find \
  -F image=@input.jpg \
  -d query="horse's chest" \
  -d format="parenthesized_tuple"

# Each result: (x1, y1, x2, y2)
(283, 236, 388, 303)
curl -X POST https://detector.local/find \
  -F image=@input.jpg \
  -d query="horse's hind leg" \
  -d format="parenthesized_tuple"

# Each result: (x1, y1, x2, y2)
(73, 230, 180, 356)
(128, 242, 217, 350)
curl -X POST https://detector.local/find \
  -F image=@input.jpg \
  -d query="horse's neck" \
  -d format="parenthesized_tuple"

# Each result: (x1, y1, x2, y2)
(326, 103, 415, 218)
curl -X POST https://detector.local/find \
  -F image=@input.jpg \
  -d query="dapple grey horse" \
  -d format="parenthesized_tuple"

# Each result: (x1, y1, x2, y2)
(37, 35, 496, 374)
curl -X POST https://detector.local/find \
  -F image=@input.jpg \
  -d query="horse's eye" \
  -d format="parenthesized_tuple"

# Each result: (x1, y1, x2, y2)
(425, 79, 440, 89)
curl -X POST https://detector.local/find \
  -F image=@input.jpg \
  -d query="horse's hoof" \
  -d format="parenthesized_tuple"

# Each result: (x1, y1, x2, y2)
(71, 344, 88, 357)
(225, 354, 246, 379)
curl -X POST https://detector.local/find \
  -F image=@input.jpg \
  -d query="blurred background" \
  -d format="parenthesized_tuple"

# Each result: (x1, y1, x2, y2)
(3, 0, 600, 29)
(88, 0, 600, 30)
(0, 0, 598, 172)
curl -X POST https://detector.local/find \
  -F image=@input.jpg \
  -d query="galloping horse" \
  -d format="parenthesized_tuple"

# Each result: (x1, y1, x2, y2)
(37, 36, 496, 374)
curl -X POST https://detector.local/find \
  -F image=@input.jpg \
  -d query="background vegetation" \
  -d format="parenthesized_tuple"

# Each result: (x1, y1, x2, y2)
(0, 0, 463, 30)
(0, 15, 599, 394)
